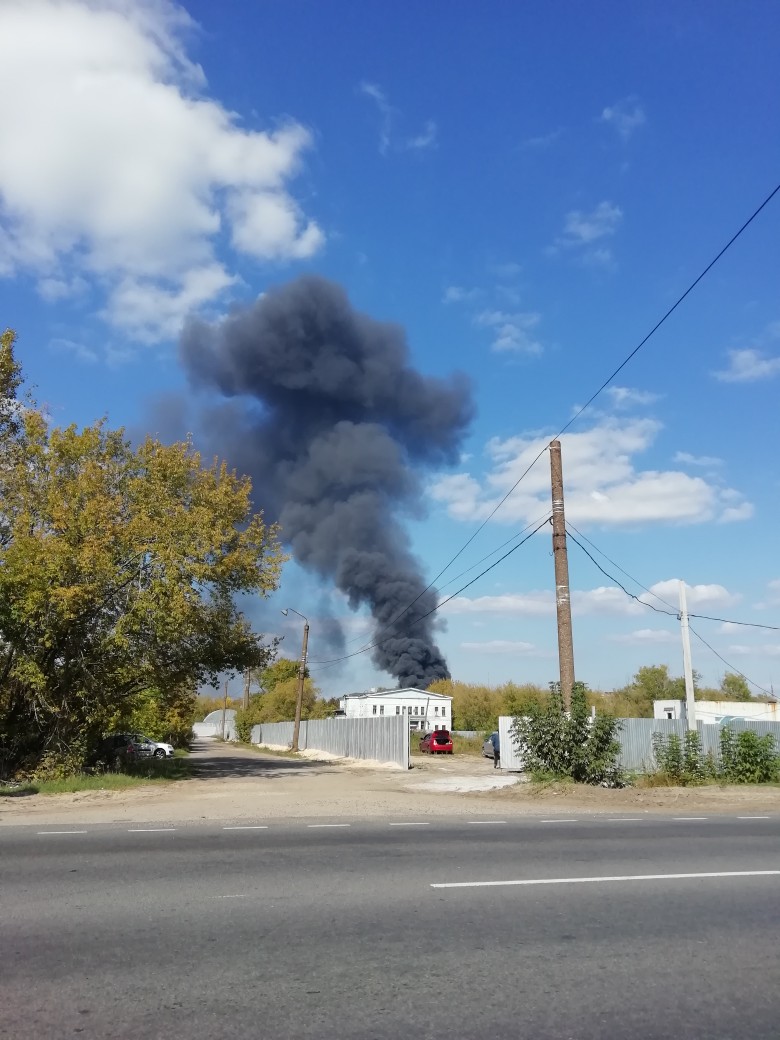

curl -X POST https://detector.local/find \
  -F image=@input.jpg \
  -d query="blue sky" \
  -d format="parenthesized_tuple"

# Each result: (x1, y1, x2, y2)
(1, 0, 779, 698)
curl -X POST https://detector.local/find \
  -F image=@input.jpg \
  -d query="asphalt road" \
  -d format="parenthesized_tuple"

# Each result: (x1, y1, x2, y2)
(2, 816, 779, 1040)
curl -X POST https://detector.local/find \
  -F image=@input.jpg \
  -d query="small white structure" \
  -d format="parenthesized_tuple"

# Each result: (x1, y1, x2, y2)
(339, 688, 453, 732)
(654, 699, 778, 724)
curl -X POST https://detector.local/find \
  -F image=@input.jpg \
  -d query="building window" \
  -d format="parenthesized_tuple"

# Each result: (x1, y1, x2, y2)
(396, 706, 400, 715)
(402, 706, 406, 714)
(441, 706, 447, 717)
(380, 705, 385, 715)
(372, 705, 377, 715)
(408, 706, 413, 715)
(434, 706, 439, 716)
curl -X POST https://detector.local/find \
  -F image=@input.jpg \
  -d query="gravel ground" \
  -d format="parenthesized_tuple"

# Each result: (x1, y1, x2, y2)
(2, 738, 779, 826)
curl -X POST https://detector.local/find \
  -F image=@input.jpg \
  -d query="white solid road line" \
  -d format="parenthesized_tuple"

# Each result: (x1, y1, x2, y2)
(389, 822, 430, 826)
(127, 828, 176, 833)
(223, 825, 269, 830)
(307, 823, 351, 828)
(431, 870, 780, 890)
(37, 830, 88, 835)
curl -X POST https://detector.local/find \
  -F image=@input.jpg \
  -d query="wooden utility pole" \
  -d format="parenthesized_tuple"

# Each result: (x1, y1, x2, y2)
(242, 669, 251, 711)
(550, 440, 575, 711)
(291, 620, 310, 753)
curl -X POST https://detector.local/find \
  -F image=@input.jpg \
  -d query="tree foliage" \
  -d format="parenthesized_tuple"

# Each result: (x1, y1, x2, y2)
(0, 330, 284, 776)
(718, 672, 752, 702)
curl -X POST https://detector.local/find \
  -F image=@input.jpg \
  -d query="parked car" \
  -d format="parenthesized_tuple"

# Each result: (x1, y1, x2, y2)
(482, 732, 499, 759)
(88, 733, 151, 771)
(131, 734, 174, 758)
(419, 730, 453, 754)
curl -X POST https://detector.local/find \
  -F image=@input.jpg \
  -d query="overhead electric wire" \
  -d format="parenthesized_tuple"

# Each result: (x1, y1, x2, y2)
(566, 521, 780, 632)
(688, 626, 774, 697)
(564, 526, 679, 620)
(308, 514, 551, 667)
(347, 177, 780, 646)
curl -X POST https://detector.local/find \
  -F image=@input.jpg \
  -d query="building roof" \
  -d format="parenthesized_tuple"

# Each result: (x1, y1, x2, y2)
(341, 687, 451, 701)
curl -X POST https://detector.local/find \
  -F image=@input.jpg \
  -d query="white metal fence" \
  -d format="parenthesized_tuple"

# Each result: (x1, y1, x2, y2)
(498, 714, 780, 773)
(250, 715, 410, 769)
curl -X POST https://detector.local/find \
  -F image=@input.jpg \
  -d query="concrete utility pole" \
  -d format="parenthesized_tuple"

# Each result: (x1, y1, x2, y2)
(242, 669, 251, 711)
(678, 580, 697, 731)
(282, 608, 310, 753)
(549, 440, 575, 711)
(221, 680, 228, 740)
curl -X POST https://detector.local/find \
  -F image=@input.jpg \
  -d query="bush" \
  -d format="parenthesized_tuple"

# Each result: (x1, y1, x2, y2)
(720, 728, 780, 783)
(651, 731, 713, 786)
(511, 682, 624, 786)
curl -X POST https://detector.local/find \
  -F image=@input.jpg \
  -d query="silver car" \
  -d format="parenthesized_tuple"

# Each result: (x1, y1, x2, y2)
(482, 732, 498, 759)
(131, 733, 175, 759)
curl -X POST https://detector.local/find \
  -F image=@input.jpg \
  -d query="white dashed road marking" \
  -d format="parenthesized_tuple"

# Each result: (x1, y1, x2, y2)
(468, 820, 507, 825)
(307, 823, 351, 829)
(223, 825, 269, 830)
(540, 819, 577, 824)
(127, 828, 176, 833)
(37, 830, 88, 835)
(389, 822, 430, 827)
(673, 817, 709, 821)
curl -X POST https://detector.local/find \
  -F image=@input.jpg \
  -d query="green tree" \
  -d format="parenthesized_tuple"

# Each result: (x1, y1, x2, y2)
(719, 672, 752, 702)
(259, 657, 305, 692)
(0, 331, 285, 776)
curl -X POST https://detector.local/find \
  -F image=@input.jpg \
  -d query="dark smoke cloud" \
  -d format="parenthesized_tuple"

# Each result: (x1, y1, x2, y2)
(179, 276, 473, 688)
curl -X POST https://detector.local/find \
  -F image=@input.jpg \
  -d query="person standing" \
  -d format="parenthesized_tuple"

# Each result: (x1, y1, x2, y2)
(491, 730, 500, 769)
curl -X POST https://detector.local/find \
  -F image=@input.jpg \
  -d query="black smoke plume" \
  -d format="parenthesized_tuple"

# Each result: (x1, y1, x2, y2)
(179, 276, 473, 688)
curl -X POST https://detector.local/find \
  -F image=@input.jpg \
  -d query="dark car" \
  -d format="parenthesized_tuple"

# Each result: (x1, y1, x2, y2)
(89, 733, 151, 771)
(419, 729, 454, 754)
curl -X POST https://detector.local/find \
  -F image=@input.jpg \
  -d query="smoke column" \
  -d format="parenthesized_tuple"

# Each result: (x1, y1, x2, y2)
(180, 276, 473, 687)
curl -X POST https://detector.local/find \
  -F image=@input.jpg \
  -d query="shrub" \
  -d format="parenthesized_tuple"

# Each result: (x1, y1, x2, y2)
(720, 728, 780, 783)
(651, 731, 712, 786)
(511, 681, 624, 786)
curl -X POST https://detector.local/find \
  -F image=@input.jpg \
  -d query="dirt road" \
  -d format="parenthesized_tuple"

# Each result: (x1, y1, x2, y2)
(2, 738, 779, 826)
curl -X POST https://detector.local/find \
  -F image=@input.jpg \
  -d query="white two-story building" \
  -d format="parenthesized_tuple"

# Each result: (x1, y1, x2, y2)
(338, 688, 453, 732)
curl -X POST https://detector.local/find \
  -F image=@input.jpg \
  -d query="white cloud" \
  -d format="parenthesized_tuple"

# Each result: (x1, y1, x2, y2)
(359, 81, 394, 154)
(755, 579, 780, 611)
(443, 285, 480, 304)
(714, 348, 780, 383)
(522, 128, 563, 149)
(0, 0, 323, 342)
(609, 628, 677, 645)
(551, 201, 623, 267)
(443, 579, 737, 621)
(600, 98, 646, 140)
(559, 202, 623, 246)
(606, 386, 660, 409)
(431, 417, 752, 527)
(359, 81, 436, 154)
(406, 120, 438, 151)
(49, 336, 98, 364)
(674, 451, 723, 467)
(460, 640, 547, 656)
(474, 309, 543, 355)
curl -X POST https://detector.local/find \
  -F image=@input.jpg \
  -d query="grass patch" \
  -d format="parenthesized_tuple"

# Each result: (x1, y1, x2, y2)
(0, 756, 192, 797)
(410, 732, 488, 757)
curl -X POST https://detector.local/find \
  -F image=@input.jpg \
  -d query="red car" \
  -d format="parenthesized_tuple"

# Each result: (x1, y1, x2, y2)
(419, 730, 453, 754)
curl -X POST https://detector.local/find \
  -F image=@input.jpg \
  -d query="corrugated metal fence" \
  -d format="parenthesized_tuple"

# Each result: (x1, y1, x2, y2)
(497, 715, 780, 773)
(615, 718, 780, 771)
(250, 716, 409, 770)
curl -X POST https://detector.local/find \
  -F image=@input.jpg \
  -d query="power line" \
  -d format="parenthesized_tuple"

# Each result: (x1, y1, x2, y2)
(309, 515, 551, 667)
(354, 177, 780, 644)
(688, 626, 774, 697)
(565, 521, 678, 612)
(336, 511, 552, 655)
(564, 526, 678, 619)
(566, 522, 780, 632)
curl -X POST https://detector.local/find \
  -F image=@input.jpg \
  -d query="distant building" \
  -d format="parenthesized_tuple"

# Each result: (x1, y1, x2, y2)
(654, 699, 778, 724)
(338, 688, 453, 731)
